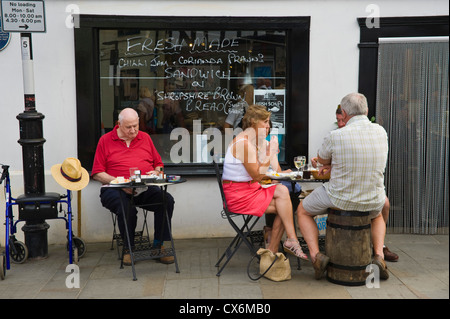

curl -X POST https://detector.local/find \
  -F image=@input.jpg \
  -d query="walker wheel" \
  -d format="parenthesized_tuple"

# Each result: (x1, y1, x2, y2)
(1, 253, 5, 280)
(74, 237, 86, 258)
(68, 237, 86, 258)
(10, 241, 28, 264)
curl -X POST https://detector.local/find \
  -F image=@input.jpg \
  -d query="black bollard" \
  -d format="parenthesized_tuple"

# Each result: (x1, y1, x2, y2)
(22, 221, 50, 259)
(16, 33, 50, 260)
(16, 110, 46, 194)
(17, 110, 50, 259)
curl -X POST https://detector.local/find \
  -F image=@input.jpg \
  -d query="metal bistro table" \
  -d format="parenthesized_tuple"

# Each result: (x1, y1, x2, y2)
(107, 177, 186, 281)
(266, 172, 329, 201)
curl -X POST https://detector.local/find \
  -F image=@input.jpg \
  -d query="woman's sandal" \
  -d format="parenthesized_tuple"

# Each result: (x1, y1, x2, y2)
(283, 238, 309, 261)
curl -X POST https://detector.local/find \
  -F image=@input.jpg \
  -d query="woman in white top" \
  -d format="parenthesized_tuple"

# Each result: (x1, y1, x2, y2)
(222, 104, 307, 260)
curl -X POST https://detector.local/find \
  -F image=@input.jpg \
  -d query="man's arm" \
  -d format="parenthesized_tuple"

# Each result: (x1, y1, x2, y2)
(93, 171, 134, 195)
(92, 172, 116, 185)
(311, 156, 331, 167)
(316, 155, 331, 166)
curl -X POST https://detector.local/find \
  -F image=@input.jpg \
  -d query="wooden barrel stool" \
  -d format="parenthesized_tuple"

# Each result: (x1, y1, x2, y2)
(325, 208, 372, 286)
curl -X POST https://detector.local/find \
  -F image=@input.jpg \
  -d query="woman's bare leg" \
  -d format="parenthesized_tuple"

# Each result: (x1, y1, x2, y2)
(296, 201, 320, 261)
(267, 215, 283, 253)
(265, 185, 297, 239)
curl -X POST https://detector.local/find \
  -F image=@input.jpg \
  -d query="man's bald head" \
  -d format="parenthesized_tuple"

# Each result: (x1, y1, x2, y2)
(117, 108, 139, 142)
(118, 108, 139, 123)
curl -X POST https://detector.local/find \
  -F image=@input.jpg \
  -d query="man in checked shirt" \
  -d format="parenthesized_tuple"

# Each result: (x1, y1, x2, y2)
(297, 93, 390, 280)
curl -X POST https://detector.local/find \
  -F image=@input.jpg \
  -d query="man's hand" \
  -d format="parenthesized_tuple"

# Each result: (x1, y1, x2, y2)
(121, 188, 134, 195)
(146, 166, 163, 176)
(318, 165, 331, 176)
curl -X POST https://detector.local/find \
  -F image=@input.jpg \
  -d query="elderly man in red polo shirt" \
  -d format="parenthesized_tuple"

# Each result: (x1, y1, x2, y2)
(92, 108, 175, 265)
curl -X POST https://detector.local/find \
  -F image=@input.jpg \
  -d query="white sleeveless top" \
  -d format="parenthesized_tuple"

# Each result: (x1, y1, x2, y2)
(222, 139, 252, 182)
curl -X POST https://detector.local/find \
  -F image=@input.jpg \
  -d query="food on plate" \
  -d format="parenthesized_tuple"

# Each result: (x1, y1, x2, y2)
(110, 177, 130, 184)
(260, 179, 273, 185)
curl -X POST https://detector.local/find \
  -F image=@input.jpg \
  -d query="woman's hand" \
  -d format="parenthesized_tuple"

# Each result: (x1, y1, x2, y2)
(267, 135, 279, 157)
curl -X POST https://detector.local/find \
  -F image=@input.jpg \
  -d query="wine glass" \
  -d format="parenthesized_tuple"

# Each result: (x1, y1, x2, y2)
(294, 156, 306, 177)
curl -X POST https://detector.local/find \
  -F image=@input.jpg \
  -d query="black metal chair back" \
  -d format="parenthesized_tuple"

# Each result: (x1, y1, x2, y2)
(213, 156, 261, 276)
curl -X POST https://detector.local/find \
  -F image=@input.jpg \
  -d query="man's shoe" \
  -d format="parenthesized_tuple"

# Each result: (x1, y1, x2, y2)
(312, 252, 329, 280)
(123, 253, 132, 266)
(160, 255, 175, 264)
(383, 246, 399, 262)
(373, 254, 389, 280)
(158, 246, 174, 264)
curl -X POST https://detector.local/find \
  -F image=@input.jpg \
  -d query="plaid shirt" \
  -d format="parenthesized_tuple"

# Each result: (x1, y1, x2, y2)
(318, 115, 388, 212)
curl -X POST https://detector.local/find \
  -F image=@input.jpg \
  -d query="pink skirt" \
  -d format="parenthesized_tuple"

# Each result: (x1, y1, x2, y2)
(223, 182, 276, 217)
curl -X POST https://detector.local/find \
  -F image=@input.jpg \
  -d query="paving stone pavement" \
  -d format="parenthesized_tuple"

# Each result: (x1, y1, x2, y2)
(1, 234, 448, 309)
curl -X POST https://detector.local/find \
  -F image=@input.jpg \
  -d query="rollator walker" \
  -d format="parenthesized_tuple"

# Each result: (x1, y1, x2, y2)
(1, 163, 86, 280)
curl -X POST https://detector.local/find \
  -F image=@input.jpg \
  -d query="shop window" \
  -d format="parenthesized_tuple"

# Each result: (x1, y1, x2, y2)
(75, 16, 310, 174)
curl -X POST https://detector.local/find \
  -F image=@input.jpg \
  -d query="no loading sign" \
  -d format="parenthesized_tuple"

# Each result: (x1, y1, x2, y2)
(1, 0, 46, 33)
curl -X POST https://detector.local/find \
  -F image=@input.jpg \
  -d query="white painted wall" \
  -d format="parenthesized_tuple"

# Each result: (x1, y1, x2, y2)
(1, 0, 448, 244)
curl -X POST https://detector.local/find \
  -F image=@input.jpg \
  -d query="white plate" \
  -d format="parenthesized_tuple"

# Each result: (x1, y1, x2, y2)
(265, 172, 292, 179)
(261, 183, 277, 188)
(110, 178, 130, 185)
(141, 174, 158, 179)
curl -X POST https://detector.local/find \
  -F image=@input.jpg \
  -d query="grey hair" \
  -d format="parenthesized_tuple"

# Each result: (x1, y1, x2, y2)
(340, 93, 368, 116)
(118, 108, 139, 123)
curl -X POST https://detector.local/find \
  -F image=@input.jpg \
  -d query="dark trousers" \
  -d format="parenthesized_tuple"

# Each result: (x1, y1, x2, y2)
(100, 186, 175, 247)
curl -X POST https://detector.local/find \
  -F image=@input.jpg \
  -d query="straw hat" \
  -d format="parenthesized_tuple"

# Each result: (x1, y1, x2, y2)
(51, 157, 89, 191)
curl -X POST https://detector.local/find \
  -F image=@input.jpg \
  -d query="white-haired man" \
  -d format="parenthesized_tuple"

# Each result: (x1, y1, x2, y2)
(297, 93, 390, 280)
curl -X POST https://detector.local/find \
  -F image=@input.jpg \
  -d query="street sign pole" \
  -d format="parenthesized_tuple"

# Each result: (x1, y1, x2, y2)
(20, 32, 36, 111)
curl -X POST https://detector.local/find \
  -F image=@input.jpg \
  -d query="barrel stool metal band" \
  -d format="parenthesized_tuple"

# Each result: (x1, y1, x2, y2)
(325, 208, 372, 286)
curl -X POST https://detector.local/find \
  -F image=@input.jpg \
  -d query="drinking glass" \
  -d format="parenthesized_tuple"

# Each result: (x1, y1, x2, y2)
(294, 156, 306, 177)
(303, 163, 312, 179)
(129, 167, 138, 180)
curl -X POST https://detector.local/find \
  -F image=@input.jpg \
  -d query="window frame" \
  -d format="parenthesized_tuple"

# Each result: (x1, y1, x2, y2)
(74, 15, 310, 175)
(357, 15, 449, 119)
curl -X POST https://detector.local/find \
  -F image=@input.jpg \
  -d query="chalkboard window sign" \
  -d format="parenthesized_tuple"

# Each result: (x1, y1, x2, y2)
(75, 16, 310, 174)
(99, 28, 288, 164)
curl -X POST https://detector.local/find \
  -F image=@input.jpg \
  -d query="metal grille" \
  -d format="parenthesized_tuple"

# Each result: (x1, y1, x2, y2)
(376, 39, 449, 234)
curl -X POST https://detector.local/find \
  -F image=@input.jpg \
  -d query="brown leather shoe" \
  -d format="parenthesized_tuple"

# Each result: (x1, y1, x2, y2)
(159, 246, 174, 264)
(123, 253, 132, 266)
(313, 252, 330, 280)
(383, 246, 399, 262)
(373, 254, 389, 280)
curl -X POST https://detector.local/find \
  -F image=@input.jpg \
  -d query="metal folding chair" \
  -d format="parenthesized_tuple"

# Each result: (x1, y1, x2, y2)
(213, 157, 262, 276)
(110, 208, 151, 259)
